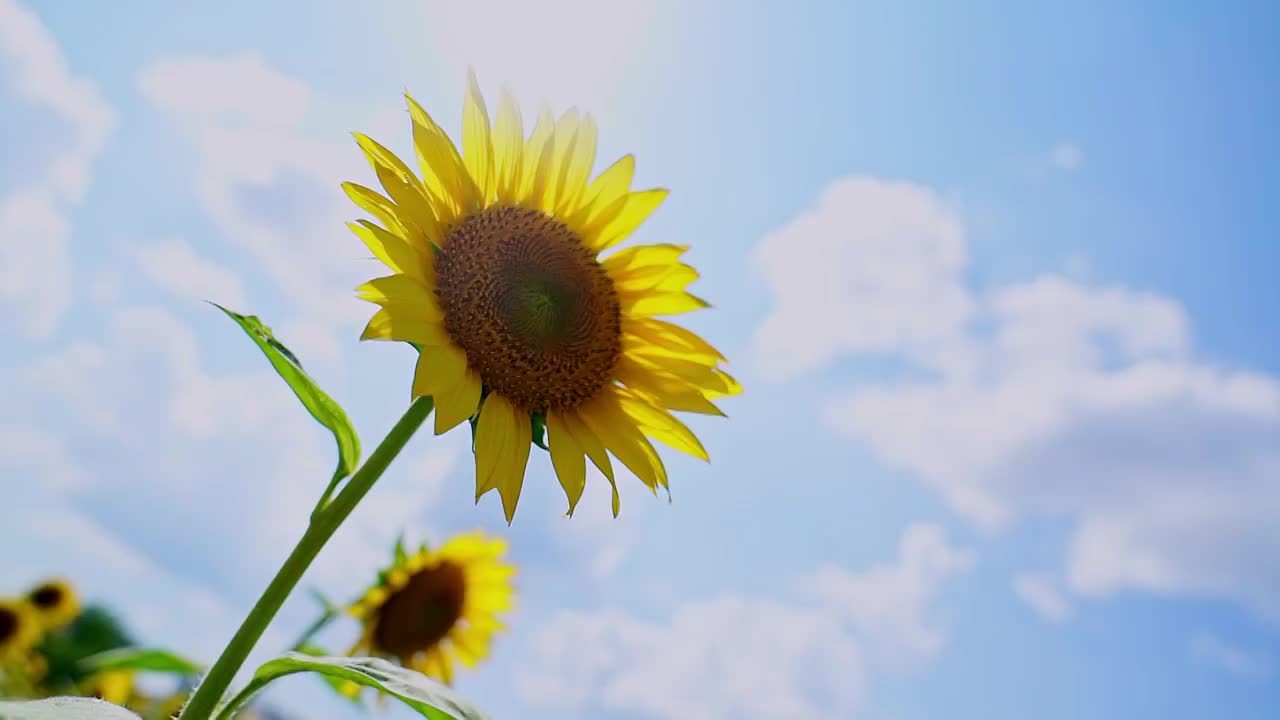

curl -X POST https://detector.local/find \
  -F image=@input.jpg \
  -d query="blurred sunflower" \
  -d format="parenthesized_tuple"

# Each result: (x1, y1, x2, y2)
(25, 578, 80, 631)
(81, 668, 135, 706)
(0, 598, 39, 660)
(347, 70, 740, 521)
(348, 532, 515, 685)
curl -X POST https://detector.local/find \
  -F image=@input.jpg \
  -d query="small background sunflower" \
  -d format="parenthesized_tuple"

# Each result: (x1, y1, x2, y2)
(347, 531, 516, 686)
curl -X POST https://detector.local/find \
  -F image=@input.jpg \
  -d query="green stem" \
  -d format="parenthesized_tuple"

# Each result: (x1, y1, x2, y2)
(290, 607, 338, 652)
(179, 397, 434, 720)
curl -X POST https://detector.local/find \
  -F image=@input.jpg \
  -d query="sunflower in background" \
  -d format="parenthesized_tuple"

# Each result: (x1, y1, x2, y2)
(0, 598, 43, 698)
(348, 70, 740, 522)
(25, 578, 80, 633)
(80, 668, 136, 707)
(0, 598, 39, 661)
(348, 531, 515, 685)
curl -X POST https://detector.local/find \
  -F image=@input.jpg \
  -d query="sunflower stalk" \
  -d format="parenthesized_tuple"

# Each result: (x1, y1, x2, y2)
(178, 396, 434, 720)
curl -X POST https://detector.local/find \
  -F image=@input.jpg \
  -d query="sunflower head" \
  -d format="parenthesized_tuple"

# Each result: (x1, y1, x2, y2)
(347, 70, 741, 522)
(25, 578, 80, 631)
(81, 668, 135, 706)
(348, 531, 515, 685)
(0, 598, 39, 659)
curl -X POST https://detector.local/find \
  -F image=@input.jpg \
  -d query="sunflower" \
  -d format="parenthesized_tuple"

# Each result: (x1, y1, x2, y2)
(346, 71, 740, 521)
(81, 668, 135, 706)
(348, 531, 515, 685)
(0, 598, 39, 660)
(25, 578, 80, 631)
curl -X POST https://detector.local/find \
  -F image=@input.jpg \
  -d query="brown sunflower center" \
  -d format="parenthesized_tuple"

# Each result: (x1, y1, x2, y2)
(373, 561, 467, 661)
(30, 585, 64, 609)
(0, 607, 18, 643)
(435, 205, 622, 412)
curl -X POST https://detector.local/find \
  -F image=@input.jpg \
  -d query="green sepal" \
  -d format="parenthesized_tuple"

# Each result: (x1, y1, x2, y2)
(531, 411, 548, 451)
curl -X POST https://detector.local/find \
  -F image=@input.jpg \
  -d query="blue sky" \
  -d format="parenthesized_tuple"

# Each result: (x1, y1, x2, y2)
(2, 1, 1277, 718)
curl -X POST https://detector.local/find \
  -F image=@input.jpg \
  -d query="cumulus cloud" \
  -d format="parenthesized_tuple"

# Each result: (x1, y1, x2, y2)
(0, 0, 115, 201)
(758, 175, 1280, 623)
(752, 177, 973, 380)
(518, 523, 972, 719)
(1013, 573, 1072, 623)
(133, 239, 248, 308)
(138, 53, 375, 362)
(0, 0, 115, 338)
(137, 52, 310, 130)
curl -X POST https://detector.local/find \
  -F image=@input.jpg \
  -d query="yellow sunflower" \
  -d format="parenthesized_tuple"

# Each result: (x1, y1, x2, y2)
(346, 71, 740, 521)
(25, 578, 80, 631)
(348, 531, 515, 685)
(81, 668, 135, 706)
(0, 598, 39, 660)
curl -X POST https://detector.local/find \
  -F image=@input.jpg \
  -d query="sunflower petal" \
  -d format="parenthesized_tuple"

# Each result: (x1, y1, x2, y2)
(547, 410, 586, 515)
(626, 317, 727, 362)
(353, 133, 444, 246)
(614, 356, 726, 416)
(347, 220, 430, 280)
(519, 104, 555, 201)
(406, 92, 478, 222)
(412, 343, 469, 397)
(355, 274, 441, 316)
(586, 189, 668, 251)
(556, 113, 597, 216)
(474, 394, 532, 523)
(434, 369, 482, 434)
(493, 88, 524, 203)
(343, 182, 411, 237)
(615, 389, 709, 461)
(580, 389, 668, 491)
(559, 409, 620, 516)
(622, 290, 710, 317)
(462, 68, 495, 202)
(361, 309, 449, 345)
(567, 154, 635, 231)
(542, 108, 579, 212)
(602, 243, 689, 274)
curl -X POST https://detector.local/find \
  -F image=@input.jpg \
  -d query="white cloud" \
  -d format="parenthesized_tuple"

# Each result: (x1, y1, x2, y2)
(0, 0, 115, 202)
(761, 175, 1280, 623)
(133, 239, 248, 307)
(810, 523, 975, 665)
(753, 177, 973, 380)
(1050, 142, 1083, 171)
(136, 52, 311, 130)
(1189, 632, 1274, 680)
(25, 340, 114, 427)
(138, 54, 375, 360)
(518, 524, 971, 719)
(417, 0, 673, 113)
(0, 0, 115, 338)
(0, 191, 72, 338)
(1013, 573, 1072, 623)
(0, 425, 90, 494)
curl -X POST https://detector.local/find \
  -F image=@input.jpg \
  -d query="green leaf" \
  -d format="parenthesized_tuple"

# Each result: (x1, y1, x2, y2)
(0, 698, 141, 720)
(79, 647, 203, 676)
(294, 644, 364, 706)
(213, 304, 361, 501)
(215, 652, 488, 720)
(35, 606, 133, 689)
(531, 411, 548, 450)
